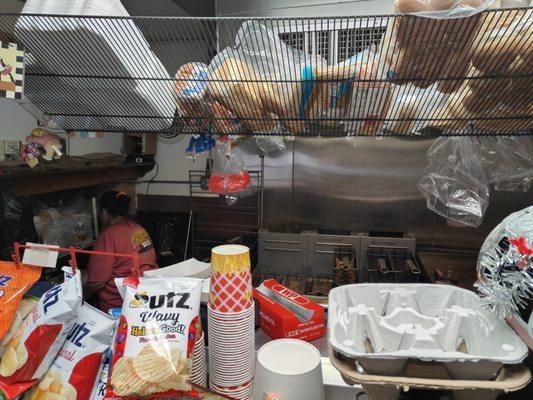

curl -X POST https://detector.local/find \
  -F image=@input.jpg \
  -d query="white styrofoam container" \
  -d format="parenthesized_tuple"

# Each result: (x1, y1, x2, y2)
(144, 258, 211, 279)
(328, 284, 528, 380)
(144, 259, 211, 304)
(17, 0, 174, 131)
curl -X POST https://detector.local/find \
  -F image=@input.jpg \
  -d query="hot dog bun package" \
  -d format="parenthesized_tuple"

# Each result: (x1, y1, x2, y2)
(381, 0, 493, 92)
(233, 21, 361, 133)
(0, 262, 41, 344)
(107, 276, 202, 399)
(0, 270, 82, 399)
(173, 62, 212, 132)
(26, 303, 115, 400)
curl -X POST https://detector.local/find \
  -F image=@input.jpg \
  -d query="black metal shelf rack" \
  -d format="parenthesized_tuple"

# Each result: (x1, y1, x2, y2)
(0, 8, 531, 136)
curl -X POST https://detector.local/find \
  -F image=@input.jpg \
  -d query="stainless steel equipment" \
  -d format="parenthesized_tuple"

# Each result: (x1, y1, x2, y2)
(242, 137, 533, 252)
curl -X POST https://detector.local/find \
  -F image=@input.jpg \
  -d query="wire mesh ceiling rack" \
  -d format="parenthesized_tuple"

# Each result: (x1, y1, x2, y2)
(0, 7, 531, 137)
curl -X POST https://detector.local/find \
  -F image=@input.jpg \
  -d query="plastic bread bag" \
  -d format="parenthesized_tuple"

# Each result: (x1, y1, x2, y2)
(107, 276, 202, 398)
(345, 50, 392, 136)
(386, 84, 448, 134)
(0, 270, 82, 399)
(207, 100, 243, 135)
(417, 137, 490, 227)
(0, 262, 41, 344)
(235, 21, 360, 132)
(471, 8, 532, 75)
(26, 303, 115, 400)
(173, 62, 213, 132)
(207, 47, 279, 134)
(208, 137, 251, 195)
(380, 1, 489, 92)
(394, 0, 496, 18)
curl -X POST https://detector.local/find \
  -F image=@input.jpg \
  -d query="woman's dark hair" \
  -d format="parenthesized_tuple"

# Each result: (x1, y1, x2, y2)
(99, 191, 131, 218)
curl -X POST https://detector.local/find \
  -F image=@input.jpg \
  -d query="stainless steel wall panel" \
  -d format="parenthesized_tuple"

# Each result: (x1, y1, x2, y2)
(241, 137, 533, 252)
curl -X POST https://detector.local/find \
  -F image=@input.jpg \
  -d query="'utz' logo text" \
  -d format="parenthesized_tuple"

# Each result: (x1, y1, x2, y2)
(67, 322, 90, 347)
(42, 285, 63, 313)
(134, 292, 191, 309)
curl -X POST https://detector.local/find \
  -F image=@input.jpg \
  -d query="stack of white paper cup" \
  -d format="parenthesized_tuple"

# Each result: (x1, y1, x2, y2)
(208, 245, 255, 399)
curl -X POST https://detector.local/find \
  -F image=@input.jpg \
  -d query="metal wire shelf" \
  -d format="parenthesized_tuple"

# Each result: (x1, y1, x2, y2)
(0, 8, 531, 136)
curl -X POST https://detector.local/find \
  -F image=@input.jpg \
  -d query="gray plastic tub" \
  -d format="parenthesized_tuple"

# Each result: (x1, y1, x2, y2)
(328, 284, 528, 380)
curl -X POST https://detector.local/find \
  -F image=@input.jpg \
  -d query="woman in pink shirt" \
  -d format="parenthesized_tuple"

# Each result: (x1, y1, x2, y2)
(85, 191, 158, 312)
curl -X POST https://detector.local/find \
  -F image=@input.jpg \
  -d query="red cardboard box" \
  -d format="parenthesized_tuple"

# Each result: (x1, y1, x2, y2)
(253, 279, 325, 342)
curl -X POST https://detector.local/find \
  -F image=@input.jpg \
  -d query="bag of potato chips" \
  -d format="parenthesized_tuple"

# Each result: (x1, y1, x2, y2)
(108, 277, 202, 399)
(0, 271, 82, 399)
(89, 308, 121, 400)
(0, 262, 41, 343)
(26, 303, 115, 400)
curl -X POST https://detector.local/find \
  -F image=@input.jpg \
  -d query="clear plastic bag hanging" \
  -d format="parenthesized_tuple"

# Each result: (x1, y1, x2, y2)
(417, 137, 490, 227)
(208, 137, 251, 195)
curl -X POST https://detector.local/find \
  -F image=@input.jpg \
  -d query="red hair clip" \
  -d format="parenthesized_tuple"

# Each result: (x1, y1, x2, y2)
(117, 191, 126, 198)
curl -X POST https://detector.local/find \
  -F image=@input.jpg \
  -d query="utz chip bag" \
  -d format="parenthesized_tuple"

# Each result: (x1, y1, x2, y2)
(108, 277, 202, 398)
(90, 308, 120, 400)
(0, 262, 41, 343)
(0, 271, 82, 399)
(90, 349, 111, 400)
(26, 303, 115, 400)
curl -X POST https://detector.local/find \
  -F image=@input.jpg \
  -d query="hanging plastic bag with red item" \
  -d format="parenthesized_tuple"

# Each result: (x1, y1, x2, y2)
(209, 137, 251, 195)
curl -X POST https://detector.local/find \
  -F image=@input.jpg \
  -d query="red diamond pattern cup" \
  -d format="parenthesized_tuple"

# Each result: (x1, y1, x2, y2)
(210, 270, 253, 313)
(208, 245, 255, 399)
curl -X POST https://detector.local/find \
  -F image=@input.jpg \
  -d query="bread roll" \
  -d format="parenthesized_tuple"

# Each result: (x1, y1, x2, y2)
(508, 55, 533, 75)
(500, 78, 533, 109)
(471, 11, 528, 74)
(463, 90, 499, 115)
(427, 0, 455, 11)
(436, 59, 470, 94)
(395, 0, 427, 13)
(448, 89, 471, 118)
(461, 0, 483, 8)
(261, 81, 305, 133)
(208, 58, 277, 133)
(467, 67, 512, 98)
(208, 101, 241, 134)
(389, 15, 480, 88)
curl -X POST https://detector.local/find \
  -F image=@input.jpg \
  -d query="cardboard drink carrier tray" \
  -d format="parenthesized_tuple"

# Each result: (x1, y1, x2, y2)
(327, 284, 531, 400)
(328, 343, 531, 400)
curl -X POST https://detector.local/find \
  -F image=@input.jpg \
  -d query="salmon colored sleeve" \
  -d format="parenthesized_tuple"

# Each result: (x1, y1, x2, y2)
(87, 231, 115, 285)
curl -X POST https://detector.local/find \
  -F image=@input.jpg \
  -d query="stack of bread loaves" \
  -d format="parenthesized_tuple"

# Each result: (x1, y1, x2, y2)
(206, 22, 361, 135)
(447, 9, 533, 132)
(382, 0, 489, 93)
